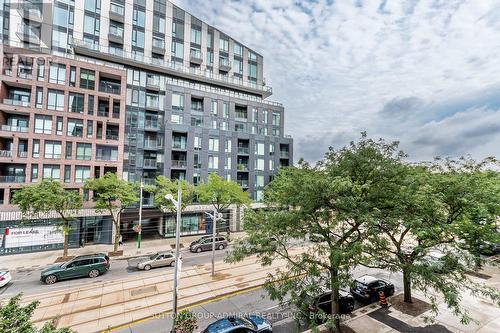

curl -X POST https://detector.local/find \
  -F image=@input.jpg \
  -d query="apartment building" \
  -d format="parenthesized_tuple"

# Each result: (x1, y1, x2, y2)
(0, 0, 293, 254)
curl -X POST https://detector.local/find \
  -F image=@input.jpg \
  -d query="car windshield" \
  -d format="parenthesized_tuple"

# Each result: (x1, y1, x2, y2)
(149, 254, 158, 260)
(239, 317, 257, 330)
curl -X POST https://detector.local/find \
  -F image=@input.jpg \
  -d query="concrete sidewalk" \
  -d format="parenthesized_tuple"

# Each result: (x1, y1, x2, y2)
(0, 232, 246, 272)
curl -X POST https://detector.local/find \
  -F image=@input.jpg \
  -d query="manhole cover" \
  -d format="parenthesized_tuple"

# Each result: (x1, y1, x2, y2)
(130, 286, 158, 297)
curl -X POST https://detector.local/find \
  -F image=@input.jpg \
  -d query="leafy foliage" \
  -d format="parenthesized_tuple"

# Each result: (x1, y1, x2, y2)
(0, 294, 75, 333)
(197, 173, 251, 212)
(174, 309, 198, 333)
(148, 176, 195, 213)
(84, 173, 139, 251)
(12, 180, 82, 257)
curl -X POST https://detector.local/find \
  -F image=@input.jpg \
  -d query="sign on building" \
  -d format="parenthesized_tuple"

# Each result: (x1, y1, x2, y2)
(3, 226, 64, 249)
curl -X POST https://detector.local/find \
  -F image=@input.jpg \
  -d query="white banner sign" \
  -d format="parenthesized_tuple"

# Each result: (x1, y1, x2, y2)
(4, 226, 65, 249)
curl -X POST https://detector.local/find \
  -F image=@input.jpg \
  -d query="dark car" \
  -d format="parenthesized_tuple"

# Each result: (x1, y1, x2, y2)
(479, 242, 500, 256)
(203, 315, 272, 333)
(350, 275, 394, 303)
(41, 253, 110, 284)
(300, 289, 355, 323)
(190, 236, 228, 253)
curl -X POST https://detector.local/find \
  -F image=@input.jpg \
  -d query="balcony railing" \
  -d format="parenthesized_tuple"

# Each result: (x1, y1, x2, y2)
(146, 99, 160, 110)
(0, 150, 13, 157)
(110, 3, 125, 16)
(73, 39, 272, 95)
(237, 164, 249, 171)
(1, 125, 29, 133)
(237, 147, 249, 155)
(172, 142, 187, 150)
(171, 160, 187, 168)
(2, 99, 30, 107)
(106, 134, 119, 141)
(280, 151, 290, 158)
(108, 26, 124, 39)
(219, 57, 232, 71)
(146, 77, 161, 88)
(18, 151, 28, 158)
(145, 120, 159, 130)
(144, 141, 157, 149)
(0, 175, 26, 183)
(99, 82, 121, 94)
(143, 179, 156, 185)
(237, 180, 249, 188)
(143, 159, 158, 168)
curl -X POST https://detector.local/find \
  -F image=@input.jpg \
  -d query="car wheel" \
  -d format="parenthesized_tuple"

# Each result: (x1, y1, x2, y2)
(170, 261, 175, 267)
(88, 269, 100, 278)
(144, 264, 151, 271)
(45, 275, 57, 284)
(196, 247, 202, 253)
(218, 244, 225, 250)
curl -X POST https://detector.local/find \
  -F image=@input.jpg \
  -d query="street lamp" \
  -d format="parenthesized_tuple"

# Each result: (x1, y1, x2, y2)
(164, 187, 182, 333)
(205, 210, 224, 277)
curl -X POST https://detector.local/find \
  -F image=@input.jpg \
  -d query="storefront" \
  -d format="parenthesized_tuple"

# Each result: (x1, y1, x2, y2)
(0, 215, 113, 255)
(162, 211, 230, 238)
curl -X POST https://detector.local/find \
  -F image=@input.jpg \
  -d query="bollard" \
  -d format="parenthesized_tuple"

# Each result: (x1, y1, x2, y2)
(379, 291, 388, 307)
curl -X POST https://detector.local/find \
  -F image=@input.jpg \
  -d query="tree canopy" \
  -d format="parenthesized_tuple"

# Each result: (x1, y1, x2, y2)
(197, 173, 251, 212)
(149, 176, 195, 213)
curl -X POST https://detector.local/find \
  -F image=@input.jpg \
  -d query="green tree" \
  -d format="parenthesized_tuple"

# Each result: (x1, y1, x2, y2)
(84, 173, 139, 252)
(174, 309, 198, 333)
(149, 176, 195, 213)
(227, 135, 403, 331)
(363, 156, 500, 323)
(0, 294, 75, 333)
(12, 180, 82, 258)
(197, 173, 251, 237)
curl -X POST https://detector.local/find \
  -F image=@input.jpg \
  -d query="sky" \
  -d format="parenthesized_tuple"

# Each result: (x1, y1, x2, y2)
(175, 0, 500, 163)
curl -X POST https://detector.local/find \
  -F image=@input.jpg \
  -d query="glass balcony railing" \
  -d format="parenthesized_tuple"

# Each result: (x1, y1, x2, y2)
(237, 180, 249, 188)
(2, 99, 30, 107)
(152, 38, 165, 50)
(145, 120, 159, 130)
(237, 147, 249, 155)
(0, 150, 13, 157)
(18, 151, 28, 158)
(99, 82, 121, 94)
(237, 164, 249, 171)
(172, 141, 187, 150)
(280, 151, 290, 158)
(106, 133, 119, 141)
(110, 3, 125, 16)
(146, 76, 161, 88)
(143, 159, 158, 168)
(109, 26, 124, 38)
(171, 160, 187, 168)
(144, 141, 158, 149)
(190, 49, 202, 60)
(0, 175, 26, 183)
(73, 39, 272, 94)
(1, 125, 29, 133)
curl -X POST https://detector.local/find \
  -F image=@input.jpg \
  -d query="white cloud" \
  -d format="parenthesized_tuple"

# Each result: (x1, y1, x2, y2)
(175, 0, 500, 162)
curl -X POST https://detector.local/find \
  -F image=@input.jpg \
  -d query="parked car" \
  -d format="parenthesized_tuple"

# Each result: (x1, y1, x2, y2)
(0, 270, 12, 288)
(299, 289, 355, 323)
(137, 251, 177, 270)
(202, 315, 272, 333)
(40, 253, 110, 284)
(190, 236, 228, 253)
(479, 242, 500, 256)
(350, 275, 394, 303)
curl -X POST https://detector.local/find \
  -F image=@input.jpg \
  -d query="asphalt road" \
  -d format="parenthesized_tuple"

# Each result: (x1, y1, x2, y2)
(0, 247, 230, 298)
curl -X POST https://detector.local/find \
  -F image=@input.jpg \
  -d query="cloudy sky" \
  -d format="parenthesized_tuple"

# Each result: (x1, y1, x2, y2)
(176, 0, 500, 163)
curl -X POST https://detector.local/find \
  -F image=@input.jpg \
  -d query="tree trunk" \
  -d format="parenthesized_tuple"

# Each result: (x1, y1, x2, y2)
(330, 269, 341, 332)
(63, 223, 69, 258)
(403, 268, 412, 303)
(113, 211, 121, 252)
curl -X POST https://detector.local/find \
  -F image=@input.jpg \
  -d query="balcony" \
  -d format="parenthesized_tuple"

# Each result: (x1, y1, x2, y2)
(145, 120, 159, 131)
(143, 159, 158, 169)
(280, 151, 290, 158)
(106, 134, 119, 141)
(219, 58, 232, 72)
(237, 164, 249, 172)
(18, 151, 28, 158)
(17, 4, 43, 23)
(172, 142, 187, 150)
(1, 125, 29, 133)
(152, 38, 165, 54)
(171, 160, 187, 169)
(190, 49, 203, 65)
(0, 150, 12, 158)
(109, 3, 125, 23)
(16, 24, 40, 44)
(237, 147, 249, 155)
(144, 141, 158, 150)
(237, 180, 249, 188)
(99, 81, 121, 95)
(146, 76, 161, 91)
(72, 39, 273, 98)
(0, 175, 26, 183)
(108, 26, 124, 44)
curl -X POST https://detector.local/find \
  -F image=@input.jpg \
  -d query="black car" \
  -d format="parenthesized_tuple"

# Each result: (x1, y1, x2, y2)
(350, 275, 394, 303)
(203, 315, 272, 333)
(300, 289, 355, 323)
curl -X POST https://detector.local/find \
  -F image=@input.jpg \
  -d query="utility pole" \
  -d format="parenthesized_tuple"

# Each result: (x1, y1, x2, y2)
(166, 184, 182, 333)
(137, 180, 143, 249)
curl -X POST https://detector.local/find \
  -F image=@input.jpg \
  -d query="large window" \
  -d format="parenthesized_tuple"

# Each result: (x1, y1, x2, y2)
(255, 142, 265, 155)
(172, 21, 184, 39)
(208, 155, 218, 169)
(191, 28, 201, 44)
(52, 29, 68, 49)
(49, 63, 66, 84)
(153, 15, 165, 34)
(255, 158, 265, 171)
(96, 145, 118, 161)
(249, 63, 257, 78)
(69, 93, 84, 113)
(75, 166, 91, 183)
(53, 6, 70, 27)
(67, 118, 83, 137)
(85, 0, 101, 12)
(209, 138, 219, 152)
(233, 59, 243, 75)
(84, 15, 100, 35)
(34, 115, 52, 134)
(80, 69, 95, 90)
(171, 41, 184, 59)
(219, 38, 229, 52)
(255, 175, 265, 187)
(43, 165, 61, 180)
(132, 28, 145, 48)
(234, 43, 243, 56)
(76, 143, 92, 160)
(47, 89, 65, 111)
(44, 141, 62, 159)
(32, 140, 40, 158)
(172, 93, 184, 110)
(133, 8, 145, 28)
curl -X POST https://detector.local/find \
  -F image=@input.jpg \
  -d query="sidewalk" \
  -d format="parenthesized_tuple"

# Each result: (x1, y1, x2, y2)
(0, 232, 246, 272)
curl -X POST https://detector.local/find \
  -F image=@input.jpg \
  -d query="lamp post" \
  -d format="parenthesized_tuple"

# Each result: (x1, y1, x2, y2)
(205, 210, 224, 277)
(165, 185, 182, 333)
(137, 180, 143, 249)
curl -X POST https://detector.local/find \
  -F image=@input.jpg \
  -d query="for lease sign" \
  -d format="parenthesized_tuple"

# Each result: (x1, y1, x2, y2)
(3, 226, 64, 248)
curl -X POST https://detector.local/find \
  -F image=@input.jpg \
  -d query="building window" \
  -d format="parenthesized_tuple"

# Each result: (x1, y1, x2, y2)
(76, 143, 92, 160)
(52, 29, 68, 49)
(191, 27, 201, 44)
(47, 89, 65, 111)
(208, 155, 218, 169)
(209, 138, 219, 152)
(32, 139, 40, 158)
(272, 112, 281, 126)
(69, 66, 76, 86)
(263, 110, 268, 124)
(31, 164, 38, 182)
(87, 120, 94, 138)
(69, 93, 84, 113)
(172, 93, 184, 110)
(88, 95, 94, 115)
(49, 63, 66, 85)
(221, 121, 228, 131)
(255, 158, 265, 171)
(171, 41, 184, 59)
(172, 21, 184, 39)
(44, 141, 62, 159)
(67, 118, 83, 137)
(249, 63, 257, 78)
(194, 136, 202, 150)
(255, 175, 265, 187)
(223, 102, 229, 118)
(64, 165, 71, 183)
(219, 38, 229, 52)
(80, 69, 95, 90)
(84, 15, 100, 34)
(85, 0, 101, 12)
(270, 159, 275, 171)
(235, 123, 245, 132)
(233, 59, 243, 75)
(234, 43, 243, 56)
(191, 117, 203, 127)
(133, 8, 145, 28)
(153, 15, 165, 34)
(249, 51, 257, 61)
(225, 157, 232, 170)
(132, 28, 145, 48)
(56, 117, 63, 135)
(43, 165, 61, 180)
(225, 139, 232, 153)
(171, 114, 183, 124)
(37, 59, 45, 81)
(270, 144, 275, 155)
(210, 100, 218, 115)
(207, 51, 214, 65)
(35, 87, 43, 108)
(211, 120, 217, 129)
(75, 166, 91, 183)
(256, 142, 265, 155)
(34, 115, 52, 134)
(193, 173, 200, 186)
(66, 142, 72, 159)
